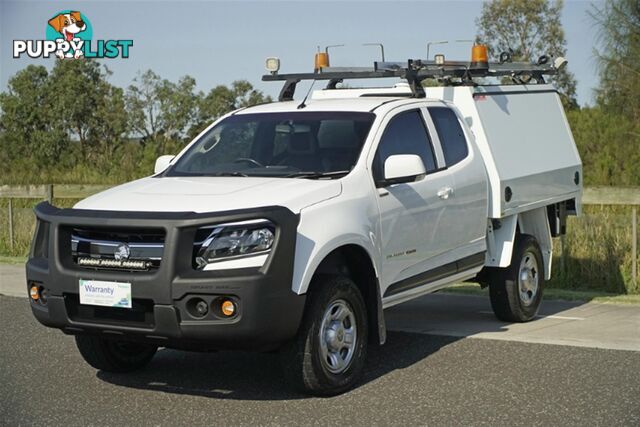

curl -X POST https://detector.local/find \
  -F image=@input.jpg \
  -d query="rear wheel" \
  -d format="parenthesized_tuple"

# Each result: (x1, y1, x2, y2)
(281, 275, 368, 396)
(75, 335, 157, 373)
(489, 234, 544, 322)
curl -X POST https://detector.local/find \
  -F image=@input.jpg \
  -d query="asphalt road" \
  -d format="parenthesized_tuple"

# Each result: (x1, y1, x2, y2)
(1, 294, 639, 426)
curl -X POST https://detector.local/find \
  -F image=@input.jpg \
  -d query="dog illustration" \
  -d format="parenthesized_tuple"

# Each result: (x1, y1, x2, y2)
(48, 11, 86, 59)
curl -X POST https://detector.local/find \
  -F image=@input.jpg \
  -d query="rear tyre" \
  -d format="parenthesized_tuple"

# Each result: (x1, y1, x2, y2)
(489, 234, 544, 322)
(281, 275, 368, 396)
(75, 335, 157, 373)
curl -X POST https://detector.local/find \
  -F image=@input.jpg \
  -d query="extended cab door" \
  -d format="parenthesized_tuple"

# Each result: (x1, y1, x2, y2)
(425, 105, 488, 259)
(371, 107, 456, 295)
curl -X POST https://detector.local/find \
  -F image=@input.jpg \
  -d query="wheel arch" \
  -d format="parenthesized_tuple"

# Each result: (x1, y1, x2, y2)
(485, 206, 553, 279)
(305, 244, 386, 345)
(517, 207, 553, 280)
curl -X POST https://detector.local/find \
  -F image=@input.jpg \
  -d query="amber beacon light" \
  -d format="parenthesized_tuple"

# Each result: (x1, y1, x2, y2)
(314, 50, 329, 72)
(471, 43, 489, 70)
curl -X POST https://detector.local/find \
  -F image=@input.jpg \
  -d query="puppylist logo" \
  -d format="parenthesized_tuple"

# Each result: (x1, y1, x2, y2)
(13, 10, 133, 59)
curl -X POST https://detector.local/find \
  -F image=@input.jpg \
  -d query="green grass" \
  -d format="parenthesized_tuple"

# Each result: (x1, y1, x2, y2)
(548, 205, 639, 295)
(0, 256, 26, 264)
(442, 283, 640, 305)
(0, 201, 638, 296)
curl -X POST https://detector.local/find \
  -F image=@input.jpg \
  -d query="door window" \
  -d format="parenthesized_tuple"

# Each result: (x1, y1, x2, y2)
(372, 110, 437, 182)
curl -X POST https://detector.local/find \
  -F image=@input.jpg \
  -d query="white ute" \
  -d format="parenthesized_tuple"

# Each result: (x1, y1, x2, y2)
(27, 47, 581, 395)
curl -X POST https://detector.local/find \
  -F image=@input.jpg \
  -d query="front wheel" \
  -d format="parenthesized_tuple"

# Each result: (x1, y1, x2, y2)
(489, 234, 544, 322)
(280, 275, 368, 396)
(75, 335, 157, 373)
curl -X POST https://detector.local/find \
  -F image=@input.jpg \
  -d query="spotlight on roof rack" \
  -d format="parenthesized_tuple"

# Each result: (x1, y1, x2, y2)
(499, 51, 512, 64)
(434, 54, 445, 65)
(554, 56, 568, 70)
(265, 57, 280, 74)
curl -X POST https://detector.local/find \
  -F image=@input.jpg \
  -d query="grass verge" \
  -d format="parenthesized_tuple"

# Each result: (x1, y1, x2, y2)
(442, 283, 640, 305)
(0, 256, 27, 265)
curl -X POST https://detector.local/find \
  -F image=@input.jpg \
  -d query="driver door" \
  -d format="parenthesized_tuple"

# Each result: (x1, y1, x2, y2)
(371, 108, 455, 297)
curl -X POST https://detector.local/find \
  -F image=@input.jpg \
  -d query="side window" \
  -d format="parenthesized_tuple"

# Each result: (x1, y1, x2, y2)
(372, 110, 437, 182)
(428, 107, 468, 166)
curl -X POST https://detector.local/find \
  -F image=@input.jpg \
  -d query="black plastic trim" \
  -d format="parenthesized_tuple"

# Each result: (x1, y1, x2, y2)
(26, 202, 306, 351)
(368, 97, 410, 112)
(473, 89, 558, 97)
(384, 252, 485, 297)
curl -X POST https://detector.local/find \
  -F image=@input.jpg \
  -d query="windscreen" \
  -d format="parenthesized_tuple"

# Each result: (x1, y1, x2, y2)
(166, 111, 375, 179)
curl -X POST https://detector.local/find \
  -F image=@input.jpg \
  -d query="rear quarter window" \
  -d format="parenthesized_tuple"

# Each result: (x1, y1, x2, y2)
(428, 107, 468, 167)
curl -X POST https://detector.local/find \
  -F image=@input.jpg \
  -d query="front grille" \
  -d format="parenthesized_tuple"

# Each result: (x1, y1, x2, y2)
(71, 227, 165, 272)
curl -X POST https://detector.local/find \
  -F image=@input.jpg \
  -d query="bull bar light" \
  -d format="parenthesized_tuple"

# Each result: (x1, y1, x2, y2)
(194, 220, 275, 270)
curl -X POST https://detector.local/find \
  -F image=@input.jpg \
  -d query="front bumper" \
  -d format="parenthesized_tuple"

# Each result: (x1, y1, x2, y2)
(26, 202, 306, 351)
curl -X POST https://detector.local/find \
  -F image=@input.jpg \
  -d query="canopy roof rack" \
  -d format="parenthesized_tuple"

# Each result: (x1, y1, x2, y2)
(262, 47, 567, 101)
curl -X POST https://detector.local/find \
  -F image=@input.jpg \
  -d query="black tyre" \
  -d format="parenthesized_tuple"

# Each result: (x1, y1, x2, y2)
(281, 275, 368, 396)
(75, 335, 157, 373)
(489, 234, 544, 322)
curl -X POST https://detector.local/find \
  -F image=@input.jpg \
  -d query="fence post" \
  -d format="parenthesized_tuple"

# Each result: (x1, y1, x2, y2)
(8, 198, 14, 251)
(560, 234, 566, 275)
(45, 184, 53, 204)
(633, 207, 637, 287)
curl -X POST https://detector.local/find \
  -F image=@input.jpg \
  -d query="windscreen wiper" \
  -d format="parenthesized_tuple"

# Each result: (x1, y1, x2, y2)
(284, 170, 351, 179)
(214, 171, 249, 177)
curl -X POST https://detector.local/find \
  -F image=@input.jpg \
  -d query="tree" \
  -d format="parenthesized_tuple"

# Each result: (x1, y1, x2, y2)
(1, 64, 272, 183)
(567, 107, 640, 186)
(125, 70, 164, 142)
(591, 0, 640, 122)
(156, 75, 198, 140)
(476, 0, 578, 108)
(189, 80, 272, 138)
(126, 71, 199, 152)
(48, 60, 128, 160)
(0, 65, 67, 167)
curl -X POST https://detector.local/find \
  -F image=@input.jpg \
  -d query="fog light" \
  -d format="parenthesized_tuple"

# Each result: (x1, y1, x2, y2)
(39, 288, 48, 305)
(221, 300, 236, 317)
(29, 285, 39, 301)
(195, 300, 209, 317)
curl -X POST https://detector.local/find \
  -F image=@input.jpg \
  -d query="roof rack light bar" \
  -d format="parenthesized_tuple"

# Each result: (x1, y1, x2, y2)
(263, 58, 565, 101)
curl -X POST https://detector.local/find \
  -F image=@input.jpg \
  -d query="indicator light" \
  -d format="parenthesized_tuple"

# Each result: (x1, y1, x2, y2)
(29, 284, 39, 301)
(221, 300, 236, 317)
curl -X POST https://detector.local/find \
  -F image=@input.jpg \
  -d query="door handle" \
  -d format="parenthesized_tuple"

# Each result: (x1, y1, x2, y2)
(437, 187, 453, 200)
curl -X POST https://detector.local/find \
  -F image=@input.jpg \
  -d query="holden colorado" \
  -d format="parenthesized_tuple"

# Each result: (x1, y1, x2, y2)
(27, 47, 581, 395)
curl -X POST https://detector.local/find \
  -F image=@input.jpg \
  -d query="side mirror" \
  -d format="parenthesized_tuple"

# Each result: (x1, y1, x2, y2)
(381, 154, 426, 186)
(154, 155, 175, 174)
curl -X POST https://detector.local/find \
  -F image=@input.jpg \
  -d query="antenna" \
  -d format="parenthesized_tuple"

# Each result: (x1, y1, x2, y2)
(297, 80, 316, 109)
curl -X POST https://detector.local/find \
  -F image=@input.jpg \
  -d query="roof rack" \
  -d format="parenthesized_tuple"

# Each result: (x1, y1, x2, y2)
(263, 57, 567, 101)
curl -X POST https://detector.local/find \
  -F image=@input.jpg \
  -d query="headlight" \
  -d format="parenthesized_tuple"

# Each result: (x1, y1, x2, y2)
(194, 220, 275, 270)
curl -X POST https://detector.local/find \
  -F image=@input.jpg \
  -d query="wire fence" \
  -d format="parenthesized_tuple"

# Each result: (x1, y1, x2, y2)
(1, 184, 638, 293)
